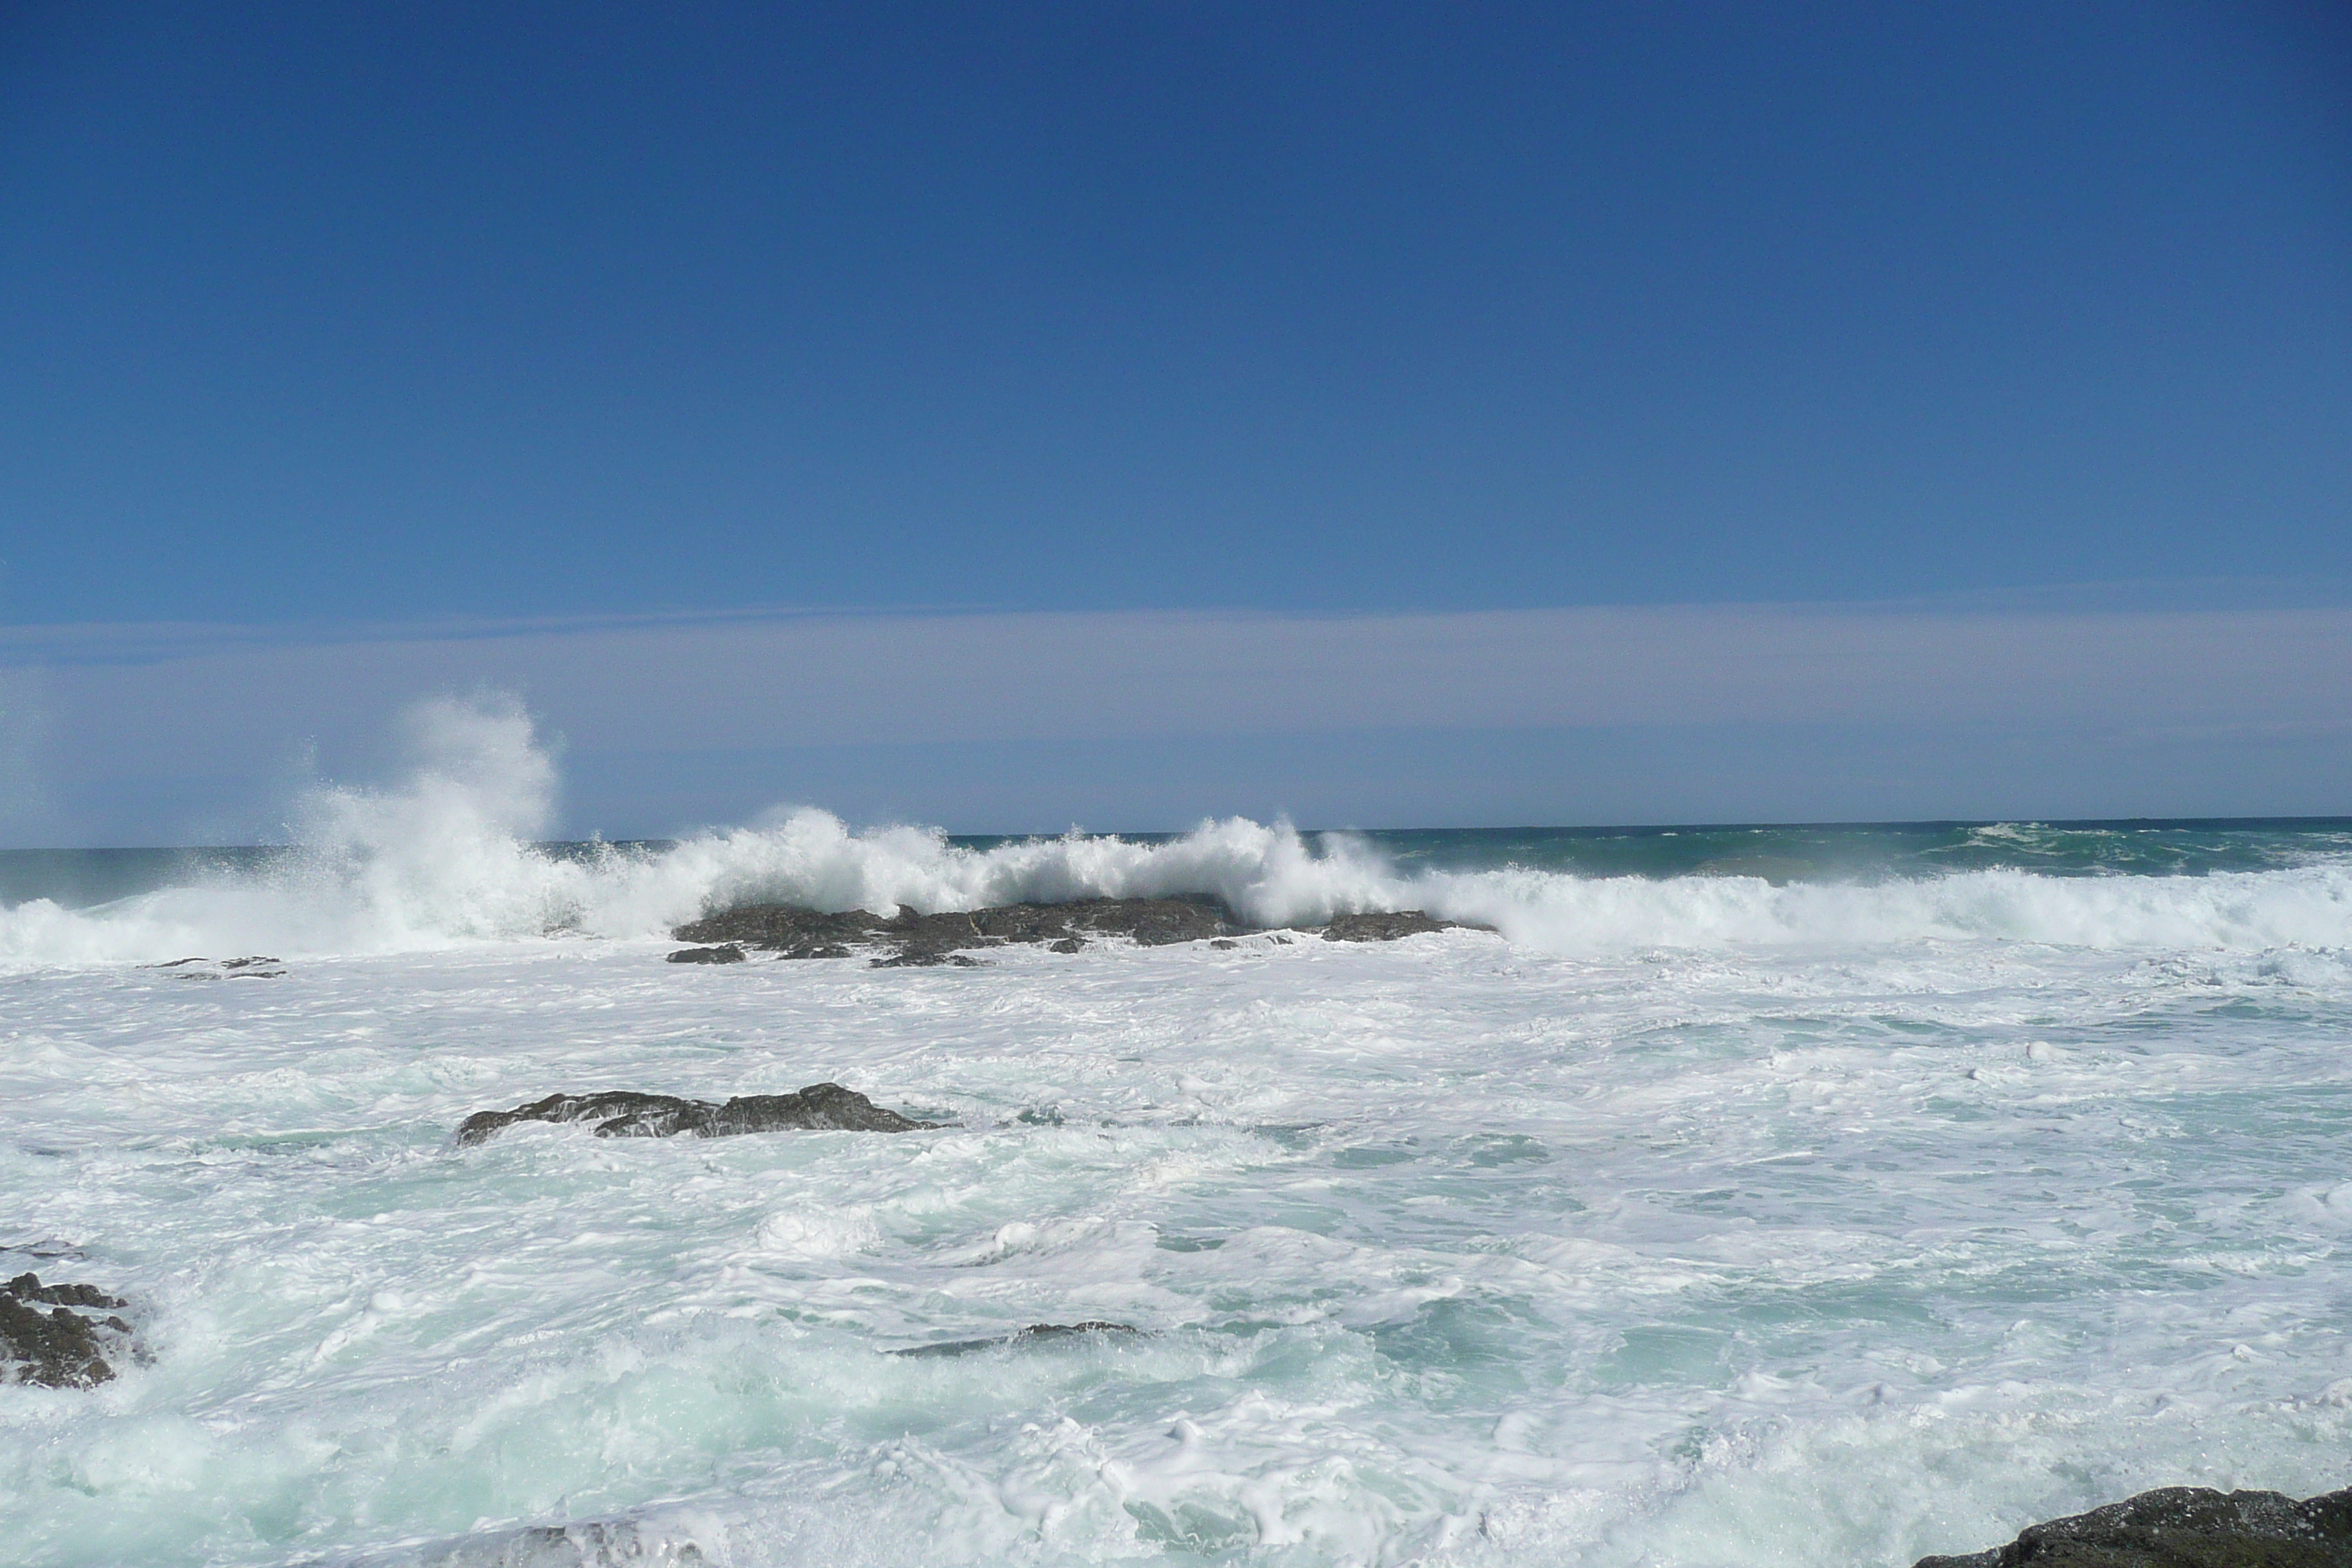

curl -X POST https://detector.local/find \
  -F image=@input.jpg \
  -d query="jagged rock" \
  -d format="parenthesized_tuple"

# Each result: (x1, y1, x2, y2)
(664, 944, 745, 964)
(673, 897, 1248, 965)
(672, 895, 1498, 966)
(870, 950, 984, 968)
(456, 1082, 941, 1145)
(1915, 1485, 2352, 1567)
(894, 1322, 1141, 1358)
(1320, 911, 1489, 941)
(1, 1272, 135, 1388)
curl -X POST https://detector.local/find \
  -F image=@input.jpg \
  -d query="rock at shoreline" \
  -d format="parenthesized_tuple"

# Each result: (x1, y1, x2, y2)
(672, 896, 1488, 965)
(1915, 1485, 2352, 1567)
(456, 1082, 941, 1145)
(1322, 911, 1486, 942)
(894, 1322, 1141, 1358)
(1, 1272, 136, 1388)
(674, 896, 1243, 966)
(665, 944, 745, 964)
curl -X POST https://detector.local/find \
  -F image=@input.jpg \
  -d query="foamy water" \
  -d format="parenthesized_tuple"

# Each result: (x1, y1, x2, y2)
(3, 704, 2348, 1566)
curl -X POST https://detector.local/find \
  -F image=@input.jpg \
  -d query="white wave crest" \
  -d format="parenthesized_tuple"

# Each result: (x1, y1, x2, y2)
(3, 697, 2351, 967)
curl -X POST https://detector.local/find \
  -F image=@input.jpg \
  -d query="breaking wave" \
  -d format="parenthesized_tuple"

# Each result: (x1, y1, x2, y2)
(3, 698, 2351, 967)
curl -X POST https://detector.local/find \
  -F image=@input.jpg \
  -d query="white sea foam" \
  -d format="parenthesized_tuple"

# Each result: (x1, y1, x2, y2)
(3, 698, 2350, 968)
(4, 698, 2350, 1566)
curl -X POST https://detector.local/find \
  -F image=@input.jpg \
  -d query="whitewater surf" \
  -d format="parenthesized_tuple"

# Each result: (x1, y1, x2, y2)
(3, 701, 2349, 1567)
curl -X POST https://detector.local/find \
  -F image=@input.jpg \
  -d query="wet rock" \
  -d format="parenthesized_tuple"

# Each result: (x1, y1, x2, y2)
(457, 1082, 941, 1145)
(671, 906, 890, 950)
(676, 896, 1246, 965)
(1, 1272, 135, 1388)
(676, 896, 1495, 964)
(894, 1322, 1141, 1358)
(1914, 1485, 2352, 1567)
(869, 950, 984, 968)
(663, 944, 745, 964)
(1319, 911, 1488, 941)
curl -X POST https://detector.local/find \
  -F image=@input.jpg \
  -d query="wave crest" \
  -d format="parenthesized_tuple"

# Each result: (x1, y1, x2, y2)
(3, 698, 2350, 966)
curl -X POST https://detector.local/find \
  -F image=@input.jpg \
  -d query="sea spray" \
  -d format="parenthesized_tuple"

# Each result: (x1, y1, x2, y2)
(3, 698, 2351, 965)
(4, 698, 2352, 1565)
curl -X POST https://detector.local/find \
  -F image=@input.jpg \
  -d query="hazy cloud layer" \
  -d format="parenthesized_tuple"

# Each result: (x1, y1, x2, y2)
(3, 603, 2347, 841)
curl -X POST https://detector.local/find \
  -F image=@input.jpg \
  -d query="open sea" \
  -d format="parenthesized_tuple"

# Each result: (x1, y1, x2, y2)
(4, 716, 2349, 1566)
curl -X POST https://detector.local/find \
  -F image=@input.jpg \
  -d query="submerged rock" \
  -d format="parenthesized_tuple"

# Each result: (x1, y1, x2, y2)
(1914, 1485, 2352, 1567)
(0, 1272, 135, 1388)
(894, 1322, 1141, 1358)
(456, 1082, 941, 1145)
(663, 944, 745, 964)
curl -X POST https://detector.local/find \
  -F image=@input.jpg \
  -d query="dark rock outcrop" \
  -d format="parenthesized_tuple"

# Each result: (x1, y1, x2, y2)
(675, 896, 1244, 966)
(894, 1322, 1141, 1358)
(1322, 911, 1488, 942)
(1915, 1485, 2352, 1567)
(674, 896, 1487, 964)
(1, 1272, 135, 1388)
(457, 1082, 941, 1146)
(664, 944, 745, 964)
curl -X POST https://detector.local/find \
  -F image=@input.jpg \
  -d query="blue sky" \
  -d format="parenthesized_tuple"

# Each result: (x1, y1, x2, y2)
(1, 3, 2348, 840)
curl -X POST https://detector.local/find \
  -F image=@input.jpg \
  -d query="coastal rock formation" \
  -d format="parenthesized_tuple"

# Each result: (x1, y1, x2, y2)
(456, 1082, 941, 1145)
(894, 1322, 1141, 1358)
(1, 1273, 136, 1388)
(674, 896, 1245, 965)
(672, 897, 1488, 964)
(1914, 1485, 2352, 1567)
(1322, 911, 1485, 941)
(664, 944, 745, 964)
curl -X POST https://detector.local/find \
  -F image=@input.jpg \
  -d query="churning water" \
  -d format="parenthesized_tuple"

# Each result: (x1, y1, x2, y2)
(4, 702, 2348, 1566)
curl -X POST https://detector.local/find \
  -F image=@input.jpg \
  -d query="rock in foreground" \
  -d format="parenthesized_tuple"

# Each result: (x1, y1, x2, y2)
(1915, 1485, 2352, 1567)
(457, 1082, 941, 1145)
(1, 1273, 136, 1388)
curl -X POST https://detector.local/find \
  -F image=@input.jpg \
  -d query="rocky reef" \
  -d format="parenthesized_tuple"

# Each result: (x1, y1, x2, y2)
(0, 1272, 137, 1388)
(456, 1082, 941, 1145)
(671, 896, 1489, 965)
(1915, 1484, 2352, 1567)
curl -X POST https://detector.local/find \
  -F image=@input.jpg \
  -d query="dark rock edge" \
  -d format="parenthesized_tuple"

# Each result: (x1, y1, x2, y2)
(1915, 1484, 2352, 1567)
(671, 897, 1488, 967)
(1, 1272, 137, 1389)
(456, 1082, 940, 1146)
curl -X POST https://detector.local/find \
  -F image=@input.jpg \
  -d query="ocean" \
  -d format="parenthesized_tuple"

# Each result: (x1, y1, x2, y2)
(4, 711, 2349, 1567)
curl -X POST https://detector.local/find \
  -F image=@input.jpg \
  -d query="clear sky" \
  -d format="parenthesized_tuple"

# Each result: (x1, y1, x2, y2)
(1, 3, 2348, 840)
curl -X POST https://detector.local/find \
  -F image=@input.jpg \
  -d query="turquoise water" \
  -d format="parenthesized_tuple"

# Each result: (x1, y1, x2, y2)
(3, 730, 2348, 1567)
(8, 817, 2347, 910)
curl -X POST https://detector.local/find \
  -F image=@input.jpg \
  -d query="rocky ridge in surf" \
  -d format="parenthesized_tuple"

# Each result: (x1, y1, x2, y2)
(456, 1082, 941, 1145)
(0, 1273, 137, 1388)
(1913, 1483, 2352, 1567)
(670, 896, 1489, 965)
